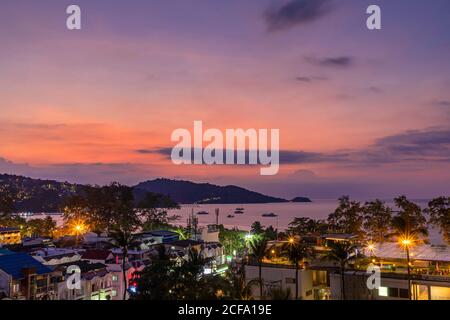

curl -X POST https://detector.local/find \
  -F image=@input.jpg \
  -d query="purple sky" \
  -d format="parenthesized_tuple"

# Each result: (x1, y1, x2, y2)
(0, 0, 449, 199)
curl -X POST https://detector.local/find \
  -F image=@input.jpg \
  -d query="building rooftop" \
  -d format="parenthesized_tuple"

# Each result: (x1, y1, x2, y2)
(0, 253, 52, 280)
(320, 233, 358, 241)
(366, 243, 450, 262)
(168, 240, 203, 248)
(0, 227, 20, 234)
(81, 249, 113, 261)
(142, 230, 179, 237)
(0, 248, 14, 256)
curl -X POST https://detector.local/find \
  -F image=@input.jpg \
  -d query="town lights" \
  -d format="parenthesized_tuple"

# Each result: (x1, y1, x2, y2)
(288, 237, 295, 244)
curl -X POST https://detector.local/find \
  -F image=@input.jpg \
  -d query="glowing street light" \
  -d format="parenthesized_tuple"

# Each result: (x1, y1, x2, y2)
(399, 235, 414, 300)
(70, 220, 87, 248)
(401, 238, 412, 246)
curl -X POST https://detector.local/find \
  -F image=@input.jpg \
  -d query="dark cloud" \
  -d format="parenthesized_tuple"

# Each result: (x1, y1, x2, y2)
(141, 147, 349, 165)
(136, 149, 159, 154)
(431, 100, 450, 107)
(265, 0, 334, 32)
(142, 128, 450, 166)
(296, 76, 328, 83)
(279, 150, 349, 164)
(371, 129, 450, 159)
(367, 86, 383, 94)
(305, 56, 354, 68)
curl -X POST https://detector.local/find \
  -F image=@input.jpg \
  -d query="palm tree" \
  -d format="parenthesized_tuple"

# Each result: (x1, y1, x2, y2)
(322, 241, 358, 300)
(388, 215, 428, 300)
(109, 226, 140, 300)
(173, 227, 189, 240)
(283, 238, 315, 299)
(426, 197, 450, 244)
(248, 237, 270, 299)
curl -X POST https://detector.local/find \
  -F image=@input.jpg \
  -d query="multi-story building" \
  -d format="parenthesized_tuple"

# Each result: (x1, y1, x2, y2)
(53, 261, 115, 300)
(0, 253, 55, 300)
(244, 239, 450, 300)
(0, 227, 21, 245)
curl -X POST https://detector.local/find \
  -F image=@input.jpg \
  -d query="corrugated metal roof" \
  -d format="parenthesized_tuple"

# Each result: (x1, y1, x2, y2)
(366, 243, 450, 262)
(0, 253, 52, 279)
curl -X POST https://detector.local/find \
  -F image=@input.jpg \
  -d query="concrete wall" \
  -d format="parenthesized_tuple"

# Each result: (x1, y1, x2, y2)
(245, 265, 314, 300)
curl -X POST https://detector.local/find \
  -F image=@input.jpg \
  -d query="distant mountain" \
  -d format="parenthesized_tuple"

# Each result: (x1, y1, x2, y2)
(0, 174, 84, 212)
(134, 178, 289, 204)
(290, 196, 312, 203)
(0, 174, 309, 211)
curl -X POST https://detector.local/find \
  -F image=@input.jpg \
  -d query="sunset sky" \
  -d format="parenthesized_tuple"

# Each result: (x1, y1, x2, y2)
(1, 0, 449, 199)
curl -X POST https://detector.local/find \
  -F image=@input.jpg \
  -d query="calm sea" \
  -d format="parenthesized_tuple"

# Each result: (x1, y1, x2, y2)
(168, 199, 444, 245)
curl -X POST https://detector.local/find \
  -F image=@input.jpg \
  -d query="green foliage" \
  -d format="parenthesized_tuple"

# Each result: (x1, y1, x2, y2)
(327, 196, 364, 236)
(224, 265, 257, 300)
(218, 226, 246, 255)
(250, 221, 278, 240)
(363, 199, 393, 242)
(0, 186, 16, 219)
(288, 217, 328, 236)
(250, 221, 264, 235)
(393, 195, 427, 231)
(426, 197, 450, 244)
(62, 182, 180, 233)
(26, 216, 56, 238)
(134, 246, 227, 300)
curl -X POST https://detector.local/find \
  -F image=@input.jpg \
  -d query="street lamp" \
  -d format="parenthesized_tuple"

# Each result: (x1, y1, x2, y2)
(72, 220, 87, 248)
(400, 236, 413, 300)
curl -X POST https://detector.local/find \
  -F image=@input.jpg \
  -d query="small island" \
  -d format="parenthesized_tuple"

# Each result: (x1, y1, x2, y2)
(290, 197, 312, 203)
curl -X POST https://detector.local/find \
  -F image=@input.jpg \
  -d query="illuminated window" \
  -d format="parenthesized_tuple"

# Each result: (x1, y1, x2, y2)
(378, 286, 388, 297)
(12, 284, 20, 293)
(412, 284, 429, 300)
(112, 290, 117, 297)
(112, 275, 118, 282)
(430, 286, 450, 300)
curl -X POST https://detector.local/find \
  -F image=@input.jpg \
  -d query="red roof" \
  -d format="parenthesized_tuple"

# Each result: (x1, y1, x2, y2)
(81, 249, 113, 261)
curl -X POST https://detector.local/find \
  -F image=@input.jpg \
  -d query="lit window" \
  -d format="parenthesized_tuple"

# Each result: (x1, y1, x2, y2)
(112, 275, 118, 282)
(112, 290, 117, 297)
(378, 287, 388, 297)
(430, 286, 450, 300)
(12, 284, 20, 293)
